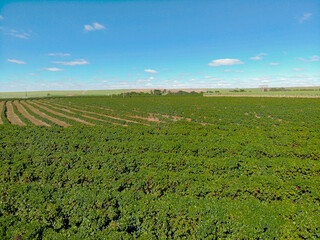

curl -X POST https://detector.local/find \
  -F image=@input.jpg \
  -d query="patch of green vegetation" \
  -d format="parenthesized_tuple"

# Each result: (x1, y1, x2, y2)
(0, 89, 131, 99)
(204, 87, 320, 96)
(1, 95, 320, 239)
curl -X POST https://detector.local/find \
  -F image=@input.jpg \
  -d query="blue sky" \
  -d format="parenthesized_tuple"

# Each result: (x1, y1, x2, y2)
(0, 0, 319, 91)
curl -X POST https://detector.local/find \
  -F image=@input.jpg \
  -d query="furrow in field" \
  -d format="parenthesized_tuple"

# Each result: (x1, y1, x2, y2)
(79, 105, 164, 123)
(45, 101, 213, 126)
(50, 103, 158, 125)
(143, 111, 218, 125)
(6, 101, 26, 126)
(39, 101, 126, 126)
(41, 101, 150, 126)
(147, 112, 192, 122)
(28, 101, 95, 126)
(0, 102, 3, 124)
(21, 101, 71, 127)
(14, 101, 51, 126)
(34, 101, 75, 114)
(126, 114, 165, 123)
(83, 105, 188, 123)
(77, 103, 211, 125)
(81, 114, 126, 126)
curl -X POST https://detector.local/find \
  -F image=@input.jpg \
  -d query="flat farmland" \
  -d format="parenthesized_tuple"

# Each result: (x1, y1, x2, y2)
(0, 95, 319, 239)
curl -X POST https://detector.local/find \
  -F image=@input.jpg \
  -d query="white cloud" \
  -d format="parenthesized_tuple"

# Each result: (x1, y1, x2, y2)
(136, 79, 151, 83)
(291, 74, 307, 79)
(84, 25, 95, 31)
(38, 67, 64, 71)
(252, 75, 271, 81)
(180, 73, 191, 75)
(0, 15, 3, 20)
(208, 58, 244, 67)
(8, 31, 30, 39)
(188, 78, 197, 82)
(299, 13, 312, 23)
(144, 69, 158, 74)
(298, 55, 320, 62)
(0, 27, 31, 39)
(84, 22, 106, 32)
(207, 77, 221, 81)
(250, 53, 268, 61)
(8, 59, 26, 64)
(52, 59, 89, 66)
(269, 63, 280, 66)
(26, 73, 38, 76)
(203, 76, 222, 81)
(48, 53, 70, 57)
(92, 77, 120, 80)
(293, 68, 303, 72)
(93, 22, 105, 30)
(136, 76, 155, 83)
(222, 69, 244, 72)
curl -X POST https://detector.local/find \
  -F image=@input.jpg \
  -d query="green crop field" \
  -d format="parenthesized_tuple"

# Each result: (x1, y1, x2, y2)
(0, 89, 130, 99)
(0, 95, 319, 239)
(1, 86, 320, 99)
(204, 87, 320, 97)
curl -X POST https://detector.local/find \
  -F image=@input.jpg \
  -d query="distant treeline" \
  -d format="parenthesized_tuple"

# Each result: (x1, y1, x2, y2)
(123, 89, 204, 96)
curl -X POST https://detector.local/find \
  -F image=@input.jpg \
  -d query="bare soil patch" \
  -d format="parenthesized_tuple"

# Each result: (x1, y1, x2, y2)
(34, 101, 75, 113)
(21, 101, 71, 127)
(81, 114, 126, 126)
(29, 101, 95, 126)
(148, 112, 192, 122)
(14, 101, 50, 126)
(0, 102, 3, 124)
(46, 101, 216, 127)
(126, 114, 164, 123)
(6, 101, 26, 126)
(41, 101, 150, 126)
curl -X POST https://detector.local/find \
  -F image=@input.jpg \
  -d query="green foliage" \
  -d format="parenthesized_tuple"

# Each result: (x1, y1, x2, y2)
(0, 96, 320, 239)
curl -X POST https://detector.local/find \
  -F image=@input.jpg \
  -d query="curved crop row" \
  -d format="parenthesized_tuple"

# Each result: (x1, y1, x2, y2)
(14, 100, 50, 126)
(30, 101, 95, 126)
(21, 101, 71, 127)
(0, 102, 3, 124)
(5, 101, 26, 126)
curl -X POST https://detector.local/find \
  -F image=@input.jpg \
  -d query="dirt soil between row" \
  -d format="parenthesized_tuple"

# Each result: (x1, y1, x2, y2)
(42, 101, 150, 126)
(30, 101, 95, 126)
(21, 101, 71, 127)
(14, 101, 51, 126)
(6, 101, 26, 126)
(0, 102, 3, 124)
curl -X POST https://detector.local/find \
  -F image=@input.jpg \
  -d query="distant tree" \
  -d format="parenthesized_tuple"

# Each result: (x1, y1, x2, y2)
(153, 89, 162, 95)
